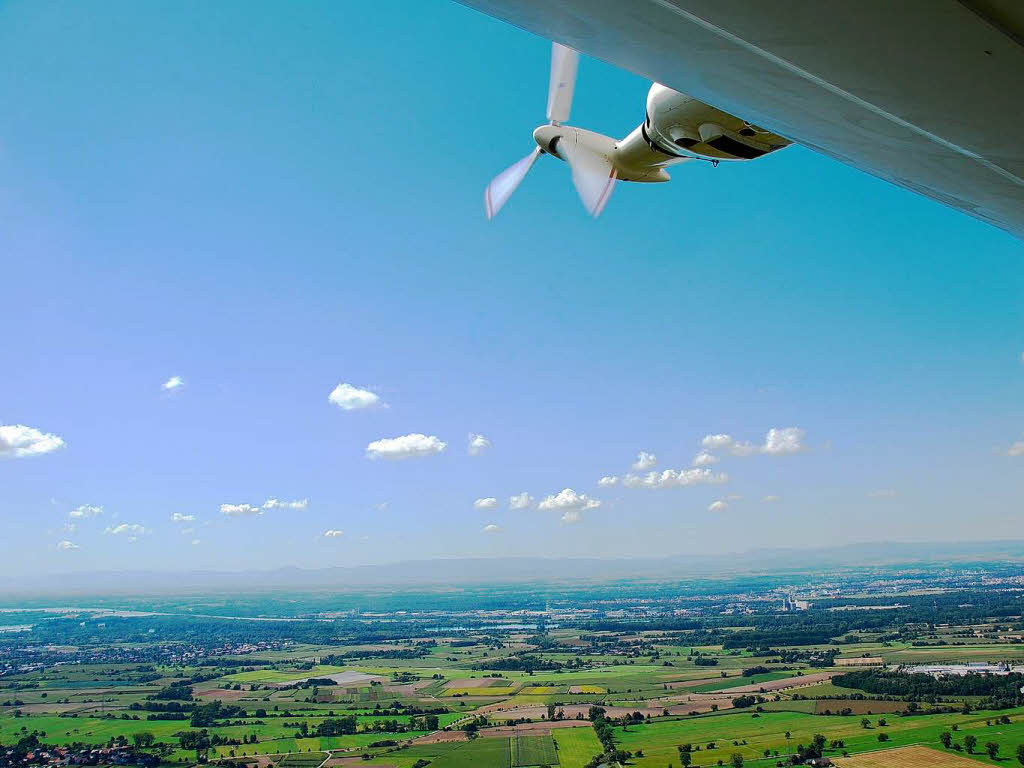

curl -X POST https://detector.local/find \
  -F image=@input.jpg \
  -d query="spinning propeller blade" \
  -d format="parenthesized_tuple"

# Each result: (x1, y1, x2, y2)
(559, 135, 617, 218)
(484, 147, 541, 220)
(546, 43, 579, 124)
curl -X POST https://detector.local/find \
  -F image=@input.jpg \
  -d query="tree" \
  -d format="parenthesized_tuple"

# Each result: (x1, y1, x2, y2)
(939, 732, 952, 749)
(985, 742, 1000, 759)
(964, 734, 977, 753)
(1016, 742, 1024, 765)
(132, 732, 155, 748)
(861, 718, 871, 729)
(878, 733, 889, 742)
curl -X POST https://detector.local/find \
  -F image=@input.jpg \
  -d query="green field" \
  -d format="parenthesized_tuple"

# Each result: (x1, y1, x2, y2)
(553, 728, 602, 768)
(511, 734, 558, 766)
(613, 707, 1024, 767)
(689, 671, 795, 693)
(275, 753, 327, 768)
(429, 737, 511, 768)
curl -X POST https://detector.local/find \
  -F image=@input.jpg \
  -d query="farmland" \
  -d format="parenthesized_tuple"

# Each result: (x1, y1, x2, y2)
(3, 562, 1024, 767)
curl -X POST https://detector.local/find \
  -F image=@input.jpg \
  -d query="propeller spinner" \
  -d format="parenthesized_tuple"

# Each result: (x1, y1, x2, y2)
(484, 43, 617, 219)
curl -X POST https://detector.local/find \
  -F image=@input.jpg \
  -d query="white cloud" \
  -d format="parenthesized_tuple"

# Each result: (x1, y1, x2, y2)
(191, 539, 201, 546)
(171, 513, 195, 523)
(632, 451, 657, 471)
(482, 523, 501, 533)
(761, 427, 806, 455)
(598, 475, 619, 487)
(0, 424, 65, 459)
(221, 503, 263, 517)
(761, 495, 781, 503)
(323, 529, 344, 538)
(162, 376, 185, 392)
(328, 382, 384, 411)
(56, 540, 79, 551)
(701, 434, 733, 449)
(692, 451, 718, 466)
(867, 489, 898, 499)
(105, 523, 147, 536)
(1007, 440, 1024, 457)
(538, 488, 601, 512)
(366, 433, 446, 460)
(473, 497, 498, 510)
(70, 504, 103, 519)
(560, 509, 582, 524)
(468, 433, 491, 456)
(708, 500, 728, 513)
(509, 492, 533, 510)
(729, 441, 758, 457)
(623, 468, 728, 489)
(263, 498, 308, 511)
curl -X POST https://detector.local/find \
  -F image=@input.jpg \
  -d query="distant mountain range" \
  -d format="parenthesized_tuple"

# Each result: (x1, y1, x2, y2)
(7, 539, 1024, 596)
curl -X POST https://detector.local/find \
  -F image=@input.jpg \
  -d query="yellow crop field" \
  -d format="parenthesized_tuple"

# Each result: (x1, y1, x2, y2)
(834, 746, 984, 767)
(569, 685, 606, 694)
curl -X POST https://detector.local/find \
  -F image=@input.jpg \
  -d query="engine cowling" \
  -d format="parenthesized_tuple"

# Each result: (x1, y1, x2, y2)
(645, 84, 790, 161)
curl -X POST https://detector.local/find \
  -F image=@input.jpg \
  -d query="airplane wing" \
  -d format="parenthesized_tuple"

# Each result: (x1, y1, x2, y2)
(458, 0, 1024, 240)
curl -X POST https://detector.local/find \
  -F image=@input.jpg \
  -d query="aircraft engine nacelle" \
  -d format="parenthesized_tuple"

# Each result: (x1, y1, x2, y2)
(644, 84, 790, 161)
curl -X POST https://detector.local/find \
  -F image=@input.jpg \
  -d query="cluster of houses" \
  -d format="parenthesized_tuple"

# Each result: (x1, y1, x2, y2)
(1, 746, 157, 768)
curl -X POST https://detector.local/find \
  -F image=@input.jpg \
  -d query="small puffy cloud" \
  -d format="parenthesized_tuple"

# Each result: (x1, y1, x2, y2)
(692, 451, 718, 466)
(323, 529, 344, 538)
(761, 427, 806, 455)
(708, 500, 728, 512)
(366, 433, 446, 460)
(468, 433, 491, 456)
(328, 382, 384, 411)
(482, 523, 501, 533)
(701, 434, 733, 449)
(560, 509, 582, 524)
(538, 488, 601, 512)
(623, 468, 728, 489)
(191, 539, 202, 546)
(162, 376, 185, 392)
(56, 540, 79, 550)
(221, 503, 263, 517)
(598, 475, 619, 487)
(0, 424, 66, 459)
(1007, 439, 1024, 457)
(171, 513, 195, 523)
(70, 504, 103, 519)
(632, 451, 657, 471)
(105, 523, 147, 536)
(263, 498, 308, 511)
(761, 495, 781, 503)
(473, 497, 498, 510)
(509, 492, 533, 510)
(867, 489, 898, 499)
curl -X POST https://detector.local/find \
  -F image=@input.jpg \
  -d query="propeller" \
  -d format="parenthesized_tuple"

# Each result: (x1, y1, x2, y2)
(484, 42, 616, 219)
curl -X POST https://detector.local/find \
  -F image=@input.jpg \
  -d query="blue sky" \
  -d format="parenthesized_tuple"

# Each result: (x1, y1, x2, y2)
(2, 0, 1023, 576)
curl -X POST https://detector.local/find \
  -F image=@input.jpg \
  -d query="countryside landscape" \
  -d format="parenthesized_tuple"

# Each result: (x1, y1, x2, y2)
(4, 556, 1024, 768)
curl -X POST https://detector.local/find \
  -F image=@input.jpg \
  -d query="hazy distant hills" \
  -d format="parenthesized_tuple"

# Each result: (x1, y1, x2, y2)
(8, 539, 1024, 596)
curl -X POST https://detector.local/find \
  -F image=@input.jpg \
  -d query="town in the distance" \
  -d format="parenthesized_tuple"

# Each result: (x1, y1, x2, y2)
(3, 555, 1024, 768)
